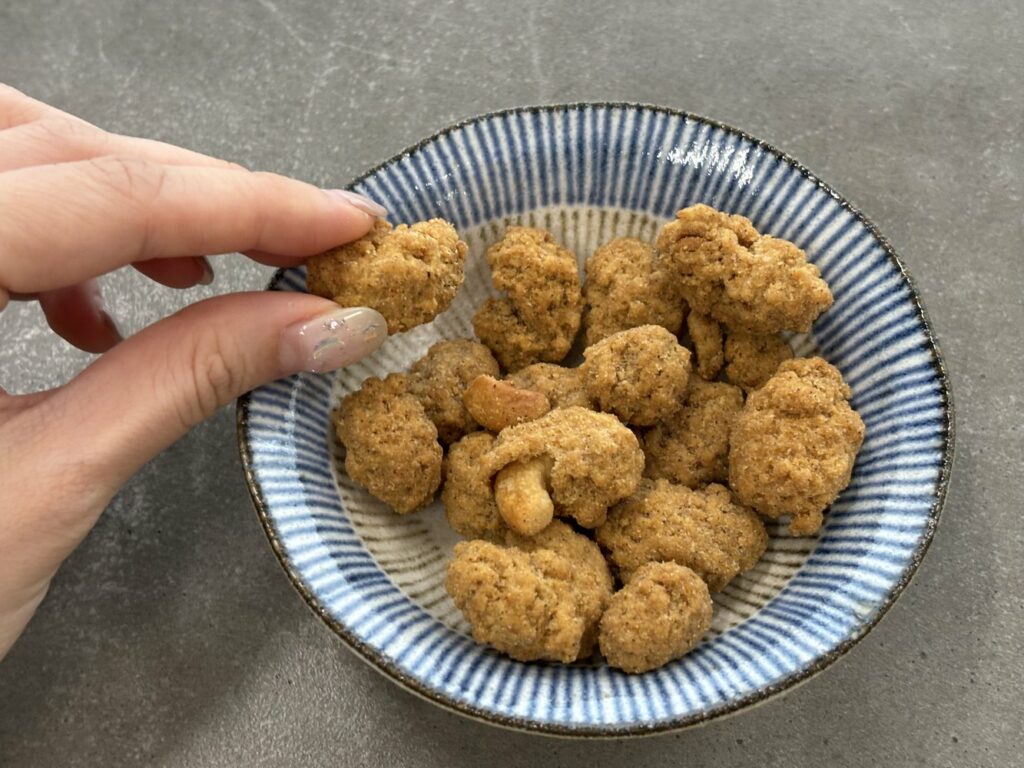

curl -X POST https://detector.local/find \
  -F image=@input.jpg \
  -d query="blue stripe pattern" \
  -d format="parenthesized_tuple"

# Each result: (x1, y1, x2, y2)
(239, 105, 951, 734)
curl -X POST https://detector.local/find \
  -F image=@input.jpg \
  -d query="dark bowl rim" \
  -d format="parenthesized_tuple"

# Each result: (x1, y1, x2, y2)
(235, 101, 956, 738)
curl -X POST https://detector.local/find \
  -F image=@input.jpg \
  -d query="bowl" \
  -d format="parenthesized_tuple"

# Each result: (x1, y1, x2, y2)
(236, 103, 953, 736)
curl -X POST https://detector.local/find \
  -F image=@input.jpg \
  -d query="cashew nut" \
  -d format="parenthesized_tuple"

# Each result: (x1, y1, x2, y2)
(463, 375, 551, 433)
(494, 455, 555, 536)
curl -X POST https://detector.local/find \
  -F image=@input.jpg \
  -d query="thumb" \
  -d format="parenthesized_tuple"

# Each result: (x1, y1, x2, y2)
(61, 292, 387, 496)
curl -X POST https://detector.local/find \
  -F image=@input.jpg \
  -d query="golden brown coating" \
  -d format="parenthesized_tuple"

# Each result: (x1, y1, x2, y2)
(482, 406, 644, 529)
(408, 340, 500, 444)
(505, 521, 613, 657)
(598, 561, 712, 673)
(729, 357, 865, 536)
(655, 204, 833, 334)
(597, 480, 768, 591)
(441, 432, 505, 540)
(582, 237, 686, 345)
(307, 219, 468, 334)
(686, 312, 724, 380)
(723, 331, 794, 391)
(642, 377, 745, 488)
(472, 227, 583, 370)
(445, 540, 587, 663)
(462, 375, 551, 433)
(505, 363, 591, 409)
(581, 325, 692, 426)
(334, 374, 442, 514)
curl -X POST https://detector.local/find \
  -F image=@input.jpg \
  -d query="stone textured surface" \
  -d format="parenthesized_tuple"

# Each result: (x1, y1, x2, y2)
(1, 0, 1021, 765)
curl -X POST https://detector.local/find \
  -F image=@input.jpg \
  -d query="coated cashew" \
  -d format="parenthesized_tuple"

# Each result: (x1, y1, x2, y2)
(463, 375, 551, 433)
(494, 455, 555, 536)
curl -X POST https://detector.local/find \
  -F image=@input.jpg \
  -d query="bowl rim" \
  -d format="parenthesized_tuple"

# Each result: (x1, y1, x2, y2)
(235, 101, 955, 737)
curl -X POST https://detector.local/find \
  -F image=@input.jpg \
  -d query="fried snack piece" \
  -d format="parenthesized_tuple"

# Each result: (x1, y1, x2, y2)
(445, 540, 587, 663)
(581, 325, 692, 426)
(334, 373, 442, 514)
(656, 204, 832, 334)
(462, 375, 550, 433)
(582, 237, 686, 345)
(729, 357, 865, 535)
(597, 480, 767, 591)
(723, 331, 794, 391)
(686, 312, 724, 380)
(505, 363, 591, 409)
(642, 377, 744, 487)
(505, 521, 613, 657)
(472, 227, 583, 370)
(482, 406, 644, 530)
(599, 561, 712, 673)
(307, 219, 468, 334)
(408, 340, 500, 444)
(441, 432, 505, 540)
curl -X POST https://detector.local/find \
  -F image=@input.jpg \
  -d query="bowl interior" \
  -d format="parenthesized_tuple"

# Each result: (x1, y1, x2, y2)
(239, 104, 951, 735)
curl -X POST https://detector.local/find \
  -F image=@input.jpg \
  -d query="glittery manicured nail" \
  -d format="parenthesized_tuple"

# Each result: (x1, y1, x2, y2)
(197, 257, 215, 286)
(280, 306, 388, 373)
(323, 188, 388, 219)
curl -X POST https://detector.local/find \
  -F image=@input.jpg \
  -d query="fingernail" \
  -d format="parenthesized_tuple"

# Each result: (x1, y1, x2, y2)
(100, 310, 124, 343)
(323, 188, 388, 219)
(280, 306, 388, 373)
(197, 257, 215, 286)
(85, 280, 124, 342)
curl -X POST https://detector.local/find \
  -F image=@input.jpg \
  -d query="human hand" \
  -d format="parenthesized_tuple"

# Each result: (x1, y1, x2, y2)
(0, 84, 389, 657)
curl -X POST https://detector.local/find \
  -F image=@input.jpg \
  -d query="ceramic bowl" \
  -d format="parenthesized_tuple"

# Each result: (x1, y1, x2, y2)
(237, 104, 953, 736)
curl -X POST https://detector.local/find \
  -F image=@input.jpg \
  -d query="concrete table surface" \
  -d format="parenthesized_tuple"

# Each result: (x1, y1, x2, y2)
(1, 0, 1020, 765)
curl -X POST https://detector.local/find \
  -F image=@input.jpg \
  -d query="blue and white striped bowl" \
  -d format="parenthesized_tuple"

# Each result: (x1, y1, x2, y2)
(237, 104, 953, 736)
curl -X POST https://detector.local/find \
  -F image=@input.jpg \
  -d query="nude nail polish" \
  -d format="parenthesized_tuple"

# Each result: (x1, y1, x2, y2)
(323, 188, 388, 219)
(280, 307, 388, 373)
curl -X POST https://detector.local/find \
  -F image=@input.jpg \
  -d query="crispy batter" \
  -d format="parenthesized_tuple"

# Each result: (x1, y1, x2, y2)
(505, 363, 591, 409)
(505, 521, 613, 657)
(445, 540, 587, 663)
(599, 561, 712, 673)
(723, 331, 794, 391)
(581, 325, 692, 426)
(441, 432, 505, 540)
(307, 219, 468, 334)
(686, 312, 724, 379)
(462, 375, 551, 433)
(472, 227, 583, 370)
(656, 204, 832, 334)
(582, 237, 686, 345)
(408, 340, 500, 444)
(597, 480, 767, 591)
(643, 377, 744, 488)
(482, 406, 644, 529)
(334, 374, 442, 514)
(729, 357, 865, 535)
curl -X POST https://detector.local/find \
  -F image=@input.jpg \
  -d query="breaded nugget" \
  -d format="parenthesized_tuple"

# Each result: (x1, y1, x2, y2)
(445, 540, 587, 663)
(643, 377, 744, 487)
(408, 339, 500, 444)
(599, 561, 712, 673)
(656, 204, 832, 334)
(441, 432, 505, 540)
(723, 331, 794, 391)
(597, 480, 767, 591)
(473, 227, 583, 370)
(582, 237, 686, 345)
(581, 325, 692, 426)
(729, 357, 865, 535)
(307, 219, 467, 334)
(505, 363, 591, 409)
(505, 521, 613, 657)
(334, 374, 442, 514)
(686, 312, 724, 379)
(482, 407, 644, 530)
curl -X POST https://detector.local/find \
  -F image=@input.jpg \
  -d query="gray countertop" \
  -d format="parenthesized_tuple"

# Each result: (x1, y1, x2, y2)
(1, 1, 1021, 765)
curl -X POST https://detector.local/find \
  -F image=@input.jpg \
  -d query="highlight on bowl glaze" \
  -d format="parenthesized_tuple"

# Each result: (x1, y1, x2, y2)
(237, 103, 953, 736)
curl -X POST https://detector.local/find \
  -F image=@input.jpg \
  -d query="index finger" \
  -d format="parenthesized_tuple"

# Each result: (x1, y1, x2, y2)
(0, 157, 385, 295)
